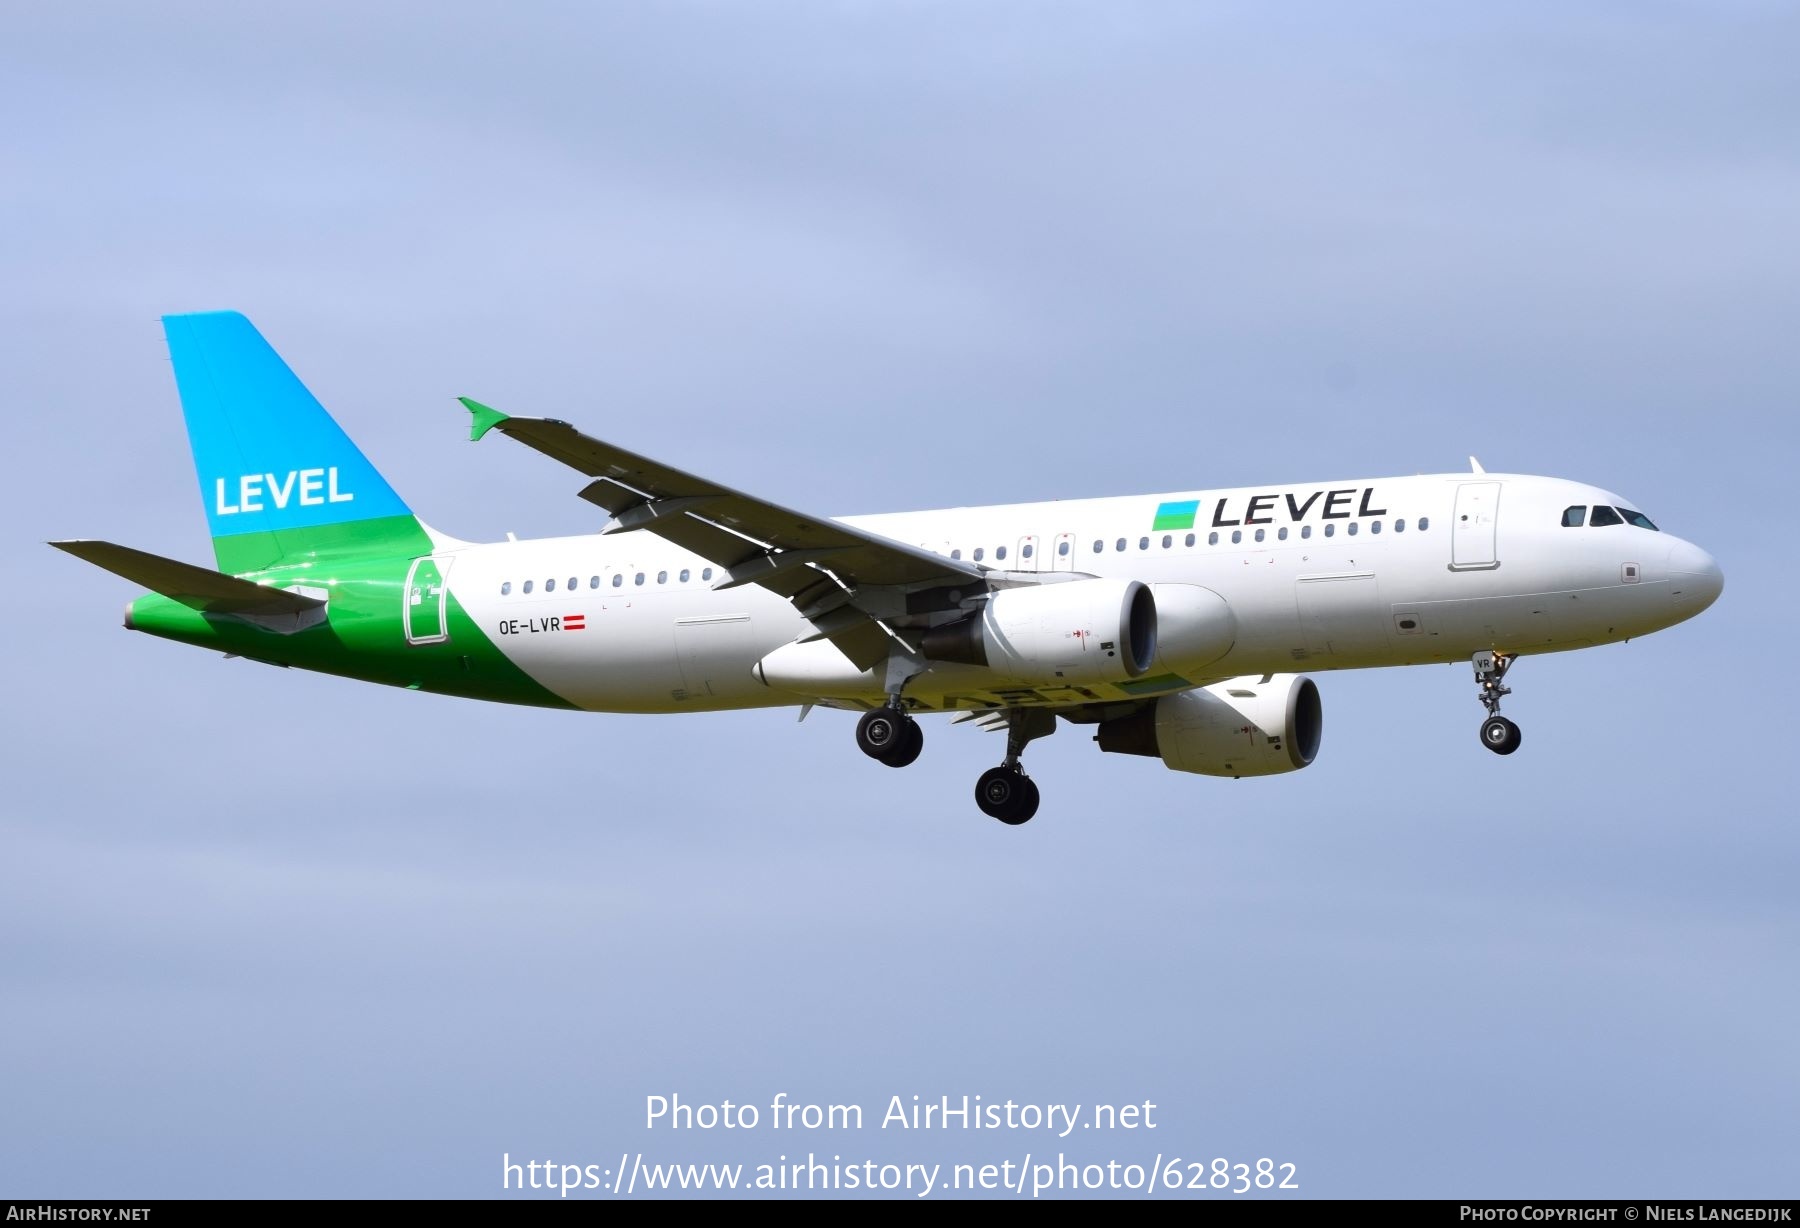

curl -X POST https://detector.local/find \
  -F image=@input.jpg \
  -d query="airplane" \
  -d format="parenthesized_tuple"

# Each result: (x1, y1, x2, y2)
(53, 312, 1724, 824)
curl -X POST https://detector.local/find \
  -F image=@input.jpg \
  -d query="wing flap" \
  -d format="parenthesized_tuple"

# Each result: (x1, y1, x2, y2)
(825, 620, 893, 671)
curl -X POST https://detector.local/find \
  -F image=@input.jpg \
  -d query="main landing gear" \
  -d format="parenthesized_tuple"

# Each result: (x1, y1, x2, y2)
(855, 661, 927, 769)
(1472, 650, 1522, 756)
(854, 703, 1052, 824)
(856, 705, 923, 768)
(974, 709, 1055, 826)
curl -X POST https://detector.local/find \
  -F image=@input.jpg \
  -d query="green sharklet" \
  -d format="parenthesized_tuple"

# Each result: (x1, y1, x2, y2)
(126, 551, 575, 710)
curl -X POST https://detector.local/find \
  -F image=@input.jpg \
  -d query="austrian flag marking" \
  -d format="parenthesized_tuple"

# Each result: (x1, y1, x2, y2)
(563, 614, 586, 631)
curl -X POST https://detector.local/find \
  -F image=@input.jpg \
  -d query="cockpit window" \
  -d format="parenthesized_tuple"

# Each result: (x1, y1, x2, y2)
(1618, 508, 1659, 531)
(1589, 505, 1623, 527)
(1562, 505, 1586, 527)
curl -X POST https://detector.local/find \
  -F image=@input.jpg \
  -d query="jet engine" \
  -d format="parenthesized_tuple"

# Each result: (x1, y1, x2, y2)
(1146, 582, 1237, 674)
(920, 578, 1156, 686)
(1095, 674, 1322, 777)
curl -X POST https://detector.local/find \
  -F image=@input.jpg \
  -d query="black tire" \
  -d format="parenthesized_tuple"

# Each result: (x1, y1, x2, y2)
(1480, 715, 1522, 756)
(856, 708, 905, 759)
(975, 766, 1032, 823)
(880, 718, 924, 768)
(1000, 776, 1040, 826)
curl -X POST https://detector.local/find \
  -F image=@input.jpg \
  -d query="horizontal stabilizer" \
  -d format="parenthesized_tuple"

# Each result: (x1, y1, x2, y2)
(49, 540, 325, 615)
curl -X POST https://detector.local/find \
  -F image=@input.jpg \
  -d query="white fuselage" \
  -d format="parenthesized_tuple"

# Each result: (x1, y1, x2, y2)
(441, 472, 1722, 713)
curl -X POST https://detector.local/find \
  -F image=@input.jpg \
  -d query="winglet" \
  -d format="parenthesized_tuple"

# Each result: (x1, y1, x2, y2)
(460, 397, 510, 442)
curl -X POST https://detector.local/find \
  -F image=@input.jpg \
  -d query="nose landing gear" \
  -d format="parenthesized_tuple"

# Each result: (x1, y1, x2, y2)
(1473, 650, 1522, 755)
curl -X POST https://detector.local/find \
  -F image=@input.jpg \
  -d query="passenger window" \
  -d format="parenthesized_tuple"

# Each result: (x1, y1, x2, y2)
(612, 574, 623, 587)
(702, 568, 713, 581)
(568, 576, 577, 591)
(1301, 525, 1312, 539)
(952, 548, 963, 560)
(1091, 540, 1103, 554)
(1418, 517, 1430, 531)
(996, 546, 1007, 560)
(1162, 534, 1172, 548)
(1324, 524, 1335, 537)
(1589, 505, 1623, 527)
(1138, 537, 1149, 550)
(1185, 533, 1195, 547)
(1115, 538, 1126, 552)
(523, 580, 534, 594)
(680, 569, 690, 582)
(1619, 508, 1659, 531)
(1562, 505, 1587, 527)
(546, 578, 556, 592)
(589, 575, 600, 589)
(1347, 522, 1358, 536)
(635, 572, 645, 586)
(1231, 530, 1242, 544)
(1022, 544, 1034, 559)
(1277, 527, 1288, 541)
(1208, 532, 1219, 545)
(974, 547, 985, 562)
(1370, 521, 1381, 534)
(1254, 528, 1265, 542)
(1396, 519, 1406, 532)
(657, 570, 668, 584)
(501, 581, 512, 596)
(1058, 540, 1070, 556)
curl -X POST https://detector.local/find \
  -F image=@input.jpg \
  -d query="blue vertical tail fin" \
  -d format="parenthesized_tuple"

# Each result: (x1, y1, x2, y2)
(162, 311, 428, 572)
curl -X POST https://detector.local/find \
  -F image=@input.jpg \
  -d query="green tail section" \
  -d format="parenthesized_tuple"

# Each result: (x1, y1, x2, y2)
(64, 312, 579, 712)
(209, 513, 432, 577)
(122, 556, 576, 711)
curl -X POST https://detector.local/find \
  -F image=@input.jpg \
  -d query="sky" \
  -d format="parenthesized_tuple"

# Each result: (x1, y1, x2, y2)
(3, 0, 1796, 1200)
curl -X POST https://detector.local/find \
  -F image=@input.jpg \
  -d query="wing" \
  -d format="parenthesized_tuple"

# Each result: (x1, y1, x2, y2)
(463, 399, 988, 668)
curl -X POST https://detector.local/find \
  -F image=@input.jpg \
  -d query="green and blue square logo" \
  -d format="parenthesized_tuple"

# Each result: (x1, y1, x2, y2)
(1153, 499, 1200, 530)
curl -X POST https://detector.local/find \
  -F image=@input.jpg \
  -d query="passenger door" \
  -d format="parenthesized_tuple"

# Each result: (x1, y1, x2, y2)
(1451, 482, 1501, 570)
(404, 556, 454, 645)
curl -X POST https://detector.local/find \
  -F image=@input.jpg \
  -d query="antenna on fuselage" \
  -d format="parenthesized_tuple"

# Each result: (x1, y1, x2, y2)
(1469, 456, 1486, 474)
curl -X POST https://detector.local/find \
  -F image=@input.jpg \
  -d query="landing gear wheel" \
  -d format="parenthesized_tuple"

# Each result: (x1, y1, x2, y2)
(880, 718, 924, 768)
(1010, 777, 1041, 825)
(856, 707, 907, 760)
(975, 766, 1039, 824)
(1480, 715, 1522, 756)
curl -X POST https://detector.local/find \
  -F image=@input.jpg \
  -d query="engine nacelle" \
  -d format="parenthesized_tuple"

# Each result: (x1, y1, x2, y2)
(1096, 674, 1322, 777)
(920, 578, 1156, 686)
(1148, 582, 1237, 674)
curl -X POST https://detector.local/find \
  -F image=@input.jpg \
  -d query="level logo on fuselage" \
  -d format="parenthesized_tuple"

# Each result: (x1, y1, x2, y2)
(1154, 487, 1389, 530)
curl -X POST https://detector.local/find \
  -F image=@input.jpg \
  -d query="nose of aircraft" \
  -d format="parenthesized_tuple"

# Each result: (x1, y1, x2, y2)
(1667, 539, 1724, 611)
